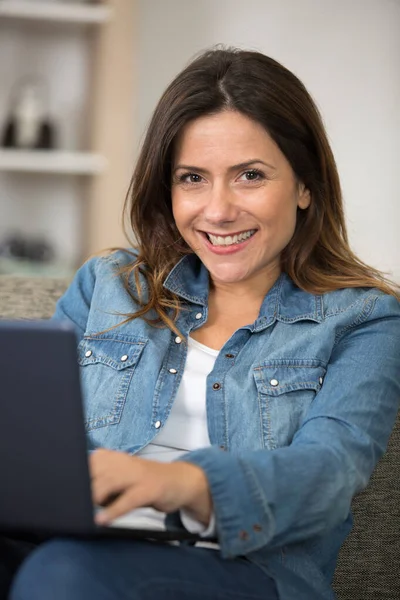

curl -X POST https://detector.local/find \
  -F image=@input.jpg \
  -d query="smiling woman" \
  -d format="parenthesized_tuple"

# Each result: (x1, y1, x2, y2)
(171, 110, 311, 346)
(5, 47, 400, 600)
(118, 47, 398, 342)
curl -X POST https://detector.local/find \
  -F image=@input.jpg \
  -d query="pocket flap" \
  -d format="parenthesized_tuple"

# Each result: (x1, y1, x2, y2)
(254, 359, 326, 395)
(78, 334, 147, 371)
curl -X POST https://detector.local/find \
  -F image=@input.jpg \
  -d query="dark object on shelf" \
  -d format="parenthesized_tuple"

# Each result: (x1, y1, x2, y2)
(0, 234, 54, 263)
(1, 78, 57, 150)
(2, 120, 55, 150)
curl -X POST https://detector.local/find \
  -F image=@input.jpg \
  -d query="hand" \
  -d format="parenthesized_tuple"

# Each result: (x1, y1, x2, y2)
(90, 448, 213, 526)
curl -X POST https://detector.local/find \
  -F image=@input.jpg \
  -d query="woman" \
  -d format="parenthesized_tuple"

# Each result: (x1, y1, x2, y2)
(6, 47, 400, 600)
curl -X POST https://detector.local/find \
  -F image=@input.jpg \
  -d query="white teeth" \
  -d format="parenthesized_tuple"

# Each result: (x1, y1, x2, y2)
(207, 229, 255, 246)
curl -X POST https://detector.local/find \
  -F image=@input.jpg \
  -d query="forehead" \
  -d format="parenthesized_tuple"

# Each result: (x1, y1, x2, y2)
(173, 110, 279, 163)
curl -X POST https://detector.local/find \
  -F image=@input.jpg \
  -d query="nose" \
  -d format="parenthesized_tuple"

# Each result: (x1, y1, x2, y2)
(202, 181, 238, 225)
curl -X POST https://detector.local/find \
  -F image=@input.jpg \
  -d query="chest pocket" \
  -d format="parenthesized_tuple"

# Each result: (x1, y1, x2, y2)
(78, 334, 147, 431)
(254, 360, 326, 450)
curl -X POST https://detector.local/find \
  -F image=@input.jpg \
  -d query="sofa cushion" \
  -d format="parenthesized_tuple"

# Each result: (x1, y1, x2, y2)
(333, 410, 400, 599)
(0, 275, 70, 320)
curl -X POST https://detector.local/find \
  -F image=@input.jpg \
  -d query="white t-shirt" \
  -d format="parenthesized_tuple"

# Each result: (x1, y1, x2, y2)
(110, 336, 219, 541)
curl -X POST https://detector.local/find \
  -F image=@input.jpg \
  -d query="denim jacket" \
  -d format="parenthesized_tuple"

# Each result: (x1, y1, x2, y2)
(52, 250, 400, 600)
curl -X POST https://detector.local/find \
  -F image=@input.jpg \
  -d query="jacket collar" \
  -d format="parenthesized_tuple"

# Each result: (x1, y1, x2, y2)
(163, 254, 324, 327)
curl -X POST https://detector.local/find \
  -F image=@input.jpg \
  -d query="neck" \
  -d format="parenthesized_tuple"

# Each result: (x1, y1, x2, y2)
(209, 268, 281, 305)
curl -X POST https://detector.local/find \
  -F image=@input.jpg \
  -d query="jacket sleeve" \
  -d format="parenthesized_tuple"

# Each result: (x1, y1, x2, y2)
(178, 293, 400, 558)
(51, 256, 99, 339)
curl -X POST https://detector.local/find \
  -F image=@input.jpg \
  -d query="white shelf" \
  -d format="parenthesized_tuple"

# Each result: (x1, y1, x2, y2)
(0, 149, 107, 175)
(0, 1, 112, 25)
(0, 256, 74, 278)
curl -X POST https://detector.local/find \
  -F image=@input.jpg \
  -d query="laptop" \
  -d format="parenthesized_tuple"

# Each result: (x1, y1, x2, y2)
(0, 319, 205, 543)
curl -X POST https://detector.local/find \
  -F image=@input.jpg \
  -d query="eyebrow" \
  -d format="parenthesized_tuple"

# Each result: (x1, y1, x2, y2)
(173, 159, 276, 175)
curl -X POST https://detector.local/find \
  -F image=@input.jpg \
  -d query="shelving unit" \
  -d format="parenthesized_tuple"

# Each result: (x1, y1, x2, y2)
(0, 1, 112, 25)
(0, 149, 107, 175)
(0, 0, 135, 276)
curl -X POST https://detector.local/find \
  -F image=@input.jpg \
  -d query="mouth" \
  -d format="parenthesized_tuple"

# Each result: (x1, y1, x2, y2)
(203, 229, 257, 247)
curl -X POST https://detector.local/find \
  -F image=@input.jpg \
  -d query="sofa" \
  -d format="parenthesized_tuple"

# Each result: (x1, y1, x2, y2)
(0, 274, 399, 599)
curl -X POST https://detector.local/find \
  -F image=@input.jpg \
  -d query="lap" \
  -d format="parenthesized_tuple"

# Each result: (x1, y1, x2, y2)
(9, 538, 278, 600)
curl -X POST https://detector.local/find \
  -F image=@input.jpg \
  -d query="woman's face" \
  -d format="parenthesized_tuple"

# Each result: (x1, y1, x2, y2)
(171, 110, 310, 291)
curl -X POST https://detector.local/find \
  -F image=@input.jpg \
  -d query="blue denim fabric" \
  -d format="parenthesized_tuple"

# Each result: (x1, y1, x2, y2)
(52, 250, 400, 600)
(10, 539, 279, 600)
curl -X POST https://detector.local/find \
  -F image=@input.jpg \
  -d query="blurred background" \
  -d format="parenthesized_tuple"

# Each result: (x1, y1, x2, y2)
(0, 0, 399, 281)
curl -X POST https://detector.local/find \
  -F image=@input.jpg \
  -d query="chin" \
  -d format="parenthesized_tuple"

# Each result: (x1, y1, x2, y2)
(207, 267, 252, 285)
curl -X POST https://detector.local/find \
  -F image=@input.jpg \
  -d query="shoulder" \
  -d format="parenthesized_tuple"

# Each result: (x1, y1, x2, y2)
(55, 248, 141, 312)
(89, 247, 139, 273)
(278, 275, 399, 327)
(52, 248, 145, 335)
(321, 286, 400, 321)
(319, 287, 400, 347)
(80, 248, 150, 308)
(76, 248, 140, 286)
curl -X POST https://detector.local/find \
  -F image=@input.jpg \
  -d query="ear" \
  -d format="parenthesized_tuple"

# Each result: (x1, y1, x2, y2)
(297, 183, 311, 210)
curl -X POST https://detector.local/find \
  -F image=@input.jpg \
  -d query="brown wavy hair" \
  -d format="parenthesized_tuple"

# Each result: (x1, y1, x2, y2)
(111, 47, 399, 335)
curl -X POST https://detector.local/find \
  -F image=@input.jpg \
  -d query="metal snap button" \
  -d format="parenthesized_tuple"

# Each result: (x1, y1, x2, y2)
(85, 350, 92, 358)
(270, 379, 279, 387)
(195, 312, 202, 320)
(154, 420, 161, 429)
(169, 368, 177, 374)
(319, 377, 324, 385)
(212, 382, 221, 390)
(175, 336, 182, 344)
(120, 355, 128, 362)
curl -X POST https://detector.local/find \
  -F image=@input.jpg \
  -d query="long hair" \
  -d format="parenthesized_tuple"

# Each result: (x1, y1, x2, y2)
(112, 47, 398, 334)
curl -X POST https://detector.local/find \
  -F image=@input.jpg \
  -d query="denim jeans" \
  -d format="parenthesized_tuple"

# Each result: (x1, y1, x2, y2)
(6, 538, 279, 600)
(0, 536, 38, 600)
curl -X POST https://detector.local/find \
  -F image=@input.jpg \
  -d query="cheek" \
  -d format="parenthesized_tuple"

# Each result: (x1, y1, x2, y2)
(263, 197, 297, 230)
(283, 203, 298, 232)
(171, 197, 193, 241)
(279, 208, 298, 243)
(172, 194, 196, 226)
(260, 197, 298, 249)
(171, 194, 183, 228)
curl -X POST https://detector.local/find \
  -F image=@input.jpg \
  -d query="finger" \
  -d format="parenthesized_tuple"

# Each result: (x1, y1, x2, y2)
(95, 485, 151, 525)
(92, 476, 126, 507)
(96, 491, 121, 508)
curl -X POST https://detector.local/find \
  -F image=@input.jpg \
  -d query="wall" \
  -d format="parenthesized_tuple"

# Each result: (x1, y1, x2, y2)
(136, 0, 400, 281)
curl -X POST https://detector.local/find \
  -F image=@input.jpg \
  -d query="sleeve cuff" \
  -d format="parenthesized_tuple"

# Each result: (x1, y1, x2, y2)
(180, 510, 216, 538)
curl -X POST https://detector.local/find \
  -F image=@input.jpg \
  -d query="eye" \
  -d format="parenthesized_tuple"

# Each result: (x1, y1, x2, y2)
(239, 168, 265, 182)
(177, 172, 204, 185)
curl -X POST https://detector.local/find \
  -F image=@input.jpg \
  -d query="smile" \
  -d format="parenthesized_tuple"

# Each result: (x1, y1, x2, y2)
(205, 229, 257, 246)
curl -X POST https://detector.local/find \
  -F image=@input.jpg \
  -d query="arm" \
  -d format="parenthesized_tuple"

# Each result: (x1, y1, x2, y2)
(178, 293, 400, 558)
